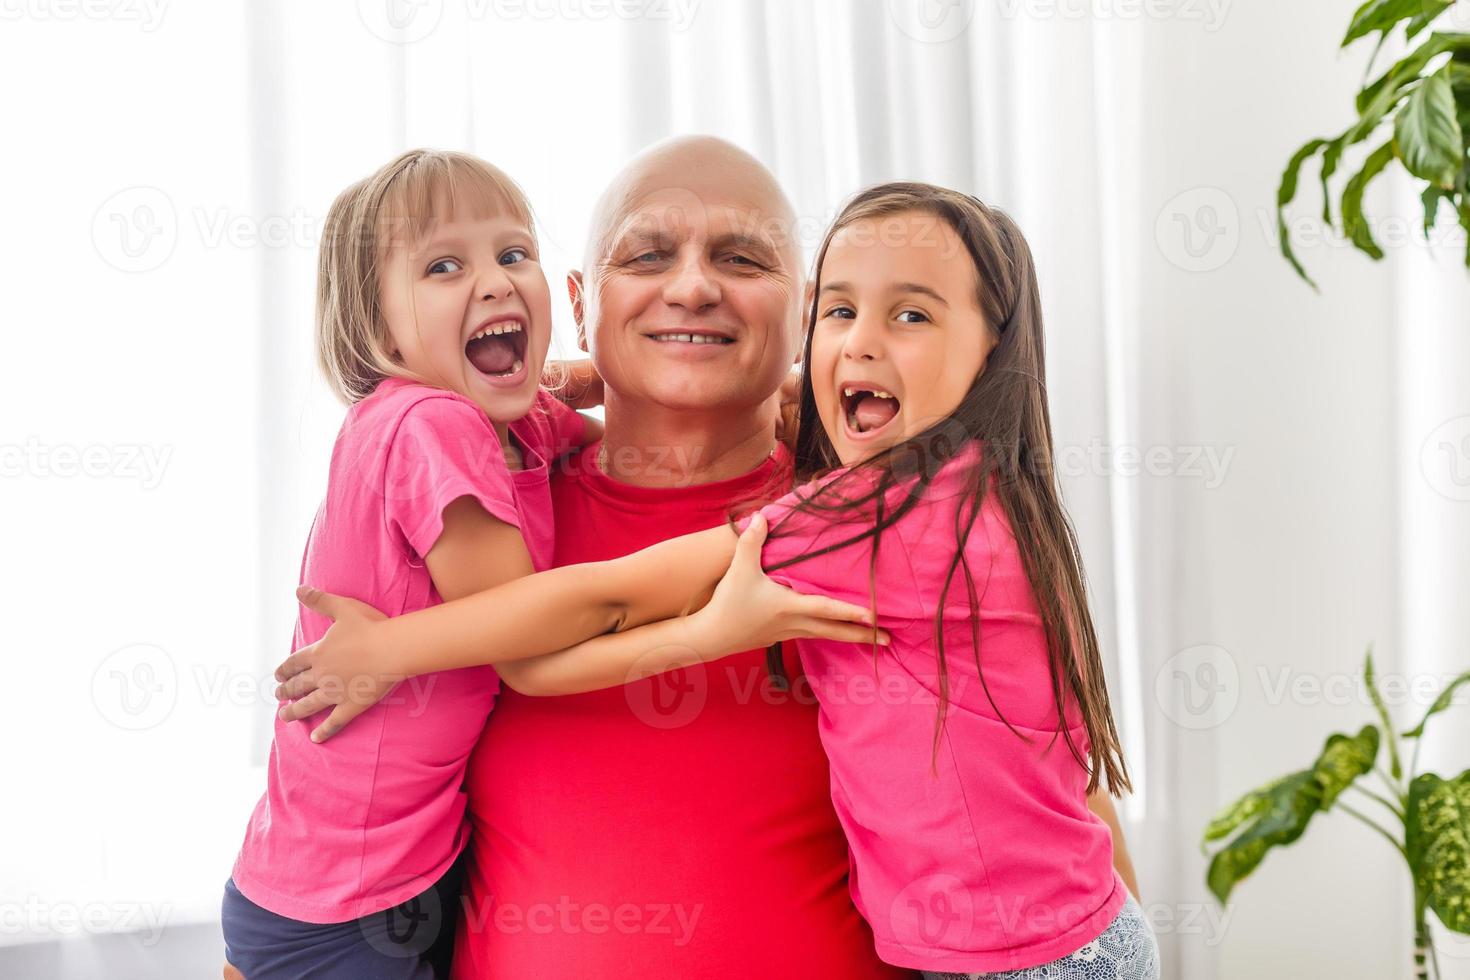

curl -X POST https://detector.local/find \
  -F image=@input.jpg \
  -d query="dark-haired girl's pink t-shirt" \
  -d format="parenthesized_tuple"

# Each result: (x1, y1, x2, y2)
(748, 449, 1125, 973)
(452, 444, 907, 979)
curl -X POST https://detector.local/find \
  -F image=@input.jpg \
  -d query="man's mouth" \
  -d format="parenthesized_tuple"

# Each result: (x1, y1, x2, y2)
(842, 385, 901, 436)
(644, 329, 735, 346)
(465, 319, 529, 378)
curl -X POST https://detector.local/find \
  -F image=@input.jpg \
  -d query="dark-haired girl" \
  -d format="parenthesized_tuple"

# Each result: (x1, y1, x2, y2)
(274, 182, 1159, 978)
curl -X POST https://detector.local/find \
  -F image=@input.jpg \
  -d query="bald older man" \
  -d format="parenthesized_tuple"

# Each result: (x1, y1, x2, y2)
(447, 137, 909, 978)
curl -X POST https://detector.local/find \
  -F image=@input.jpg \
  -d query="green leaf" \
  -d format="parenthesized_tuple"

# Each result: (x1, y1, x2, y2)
(1422, 185, 1455, 235)
(1202, 727, 1380, 903)
(1341, 140, 1399, 259)
(1406, 771, 1470, 933)
(1344, 0, 1431, 47)
(1404, 669, 1470, 738)
(1407, 2, 1456, 41)
(1205, 772, 1323, 903)
(1365, 650, 1403, 780)
(1277, 137, 1329, 287)
(1461, 196, 1470, 267)
(1357, 32, 1470, 116)
(1395, 69, 1465, 186)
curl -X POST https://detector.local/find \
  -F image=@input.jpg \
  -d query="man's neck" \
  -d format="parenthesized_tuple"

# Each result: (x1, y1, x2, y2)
(598, 391, 779, 488)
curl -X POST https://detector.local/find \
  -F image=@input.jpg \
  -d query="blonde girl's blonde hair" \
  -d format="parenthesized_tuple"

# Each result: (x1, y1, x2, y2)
(315, 149, 535, 404)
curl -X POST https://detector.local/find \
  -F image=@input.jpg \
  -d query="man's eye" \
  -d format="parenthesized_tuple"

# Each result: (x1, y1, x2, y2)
(726, 254, 759, 267)
(632, 251, 664, 264)
(897, 310, 930, 324)
(427, 258, 462, 275)
(500, 248, 529, 266)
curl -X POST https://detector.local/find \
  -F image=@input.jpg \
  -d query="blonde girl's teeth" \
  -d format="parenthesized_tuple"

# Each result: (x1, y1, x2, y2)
(511, 359, 524, 372)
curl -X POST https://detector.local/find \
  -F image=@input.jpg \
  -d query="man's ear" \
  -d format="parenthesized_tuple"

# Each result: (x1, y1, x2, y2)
(567, 270, 588, 353)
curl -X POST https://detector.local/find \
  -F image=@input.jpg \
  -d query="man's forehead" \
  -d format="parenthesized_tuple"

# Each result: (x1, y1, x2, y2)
(601, 188, 796, 255)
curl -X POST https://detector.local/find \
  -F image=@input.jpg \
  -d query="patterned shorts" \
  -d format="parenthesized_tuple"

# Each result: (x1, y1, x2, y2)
(920, 893, 1160, 980)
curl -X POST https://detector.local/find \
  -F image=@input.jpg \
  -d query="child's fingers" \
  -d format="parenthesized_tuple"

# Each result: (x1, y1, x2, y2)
(277, 688, 334, 723)
(295, 584, 342, 621)
(273, 645, 313, 683)
(795, 618, 891, 645)
(273, 670, 317, 702)
(311, 704, 359, 744)
(795, 593, 875, 626)
(736, 512, 768, 552)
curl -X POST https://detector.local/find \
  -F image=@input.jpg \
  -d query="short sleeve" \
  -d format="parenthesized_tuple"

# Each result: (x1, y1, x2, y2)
(382, 395, 521, 562)
(540, 392, 588, 457)
(511, 389, 588, 463)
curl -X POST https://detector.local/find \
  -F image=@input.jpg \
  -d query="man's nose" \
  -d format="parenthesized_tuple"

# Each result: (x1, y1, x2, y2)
(661, 253, 721, 311)
(842, 313, 885, 362)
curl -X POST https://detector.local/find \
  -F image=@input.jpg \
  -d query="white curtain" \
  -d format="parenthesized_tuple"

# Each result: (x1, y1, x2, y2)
(5, 2, 1465, 978)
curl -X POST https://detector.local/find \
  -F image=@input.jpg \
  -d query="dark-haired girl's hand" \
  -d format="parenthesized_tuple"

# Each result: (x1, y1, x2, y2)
(689, 513, 887, 658)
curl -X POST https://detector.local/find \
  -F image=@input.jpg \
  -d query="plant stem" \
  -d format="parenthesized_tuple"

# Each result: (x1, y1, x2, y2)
(1350, 782, 1406, 820)
(1337, 802, 1408, 859)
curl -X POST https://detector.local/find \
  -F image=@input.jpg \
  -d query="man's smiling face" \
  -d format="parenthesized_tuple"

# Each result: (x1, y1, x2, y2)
(573, 140, 803, 417)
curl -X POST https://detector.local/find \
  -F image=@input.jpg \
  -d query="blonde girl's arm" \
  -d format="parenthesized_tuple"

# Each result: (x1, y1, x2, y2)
(275, 516, 882, 740)
(272, 524, 737, 741)
(491, 514, 884, 697)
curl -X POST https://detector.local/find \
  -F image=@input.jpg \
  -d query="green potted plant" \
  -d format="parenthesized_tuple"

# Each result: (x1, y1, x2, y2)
(1277, 1, 1470, 286)
(1202, 651, 1470, 979)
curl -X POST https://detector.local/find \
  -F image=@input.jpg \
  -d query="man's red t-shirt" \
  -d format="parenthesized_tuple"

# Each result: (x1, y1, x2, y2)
(451, 443, 908, 979)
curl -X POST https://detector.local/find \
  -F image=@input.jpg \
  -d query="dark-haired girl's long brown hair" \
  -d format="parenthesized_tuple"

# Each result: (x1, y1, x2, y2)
(766, 181, 1130, 796)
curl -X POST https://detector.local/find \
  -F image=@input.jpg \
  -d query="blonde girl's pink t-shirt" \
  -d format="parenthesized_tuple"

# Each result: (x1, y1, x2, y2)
(231, 377, 584, 924)
(748, 446, 1126, 973)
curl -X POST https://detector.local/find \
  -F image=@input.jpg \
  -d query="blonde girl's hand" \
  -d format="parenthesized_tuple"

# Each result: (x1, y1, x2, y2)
(690, 513, 888, 658)
(272, 586, 402, 743)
